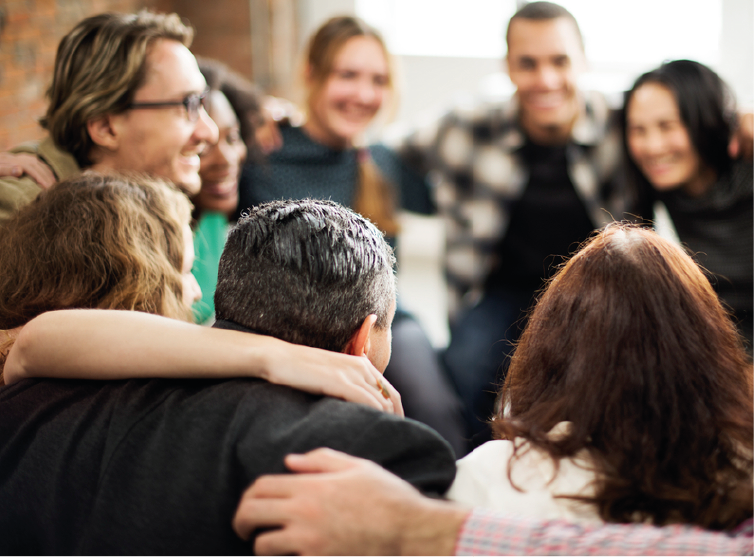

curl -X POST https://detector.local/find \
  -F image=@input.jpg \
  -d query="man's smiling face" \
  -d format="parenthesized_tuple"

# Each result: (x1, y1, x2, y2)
(506, 16, 586, 144)
(104, 39, 218, 195)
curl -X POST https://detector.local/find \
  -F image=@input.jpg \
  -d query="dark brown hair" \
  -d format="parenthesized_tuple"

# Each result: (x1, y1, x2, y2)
(494, 223, 752, 530)
(304, 16, 399, 236)
(197, 56, 263, 156)
(506, 1, 584, 51)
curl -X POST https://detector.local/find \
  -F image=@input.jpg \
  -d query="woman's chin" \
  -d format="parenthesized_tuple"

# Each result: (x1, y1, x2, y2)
(196, 195, 238, 217)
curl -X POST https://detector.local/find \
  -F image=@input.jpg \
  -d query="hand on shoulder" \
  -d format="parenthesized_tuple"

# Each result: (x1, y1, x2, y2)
(0, 152, 56, 189)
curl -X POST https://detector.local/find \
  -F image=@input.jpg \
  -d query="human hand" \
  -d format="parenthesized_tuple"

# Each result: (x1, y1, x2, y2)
(0, 153, 56, 188)
(262, 342, 403, 416)
(233, 448, 467, 555)
(255, 96, 304, 154)
(729, 112, 753, 161)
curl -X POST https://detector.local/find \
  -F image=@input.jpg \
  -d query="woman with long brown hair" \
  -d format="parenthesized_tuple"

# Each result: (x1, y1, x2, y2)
(0, 171, 196, 338)
(0, 172, 400, 414)
(448, 224, 753, 530)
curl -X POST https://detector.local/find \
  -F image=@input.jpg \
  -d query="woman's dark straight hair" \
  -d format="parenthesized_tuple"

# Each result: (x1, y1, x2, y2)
(493, 223, 753, 530)
(622, 59, 737, 214)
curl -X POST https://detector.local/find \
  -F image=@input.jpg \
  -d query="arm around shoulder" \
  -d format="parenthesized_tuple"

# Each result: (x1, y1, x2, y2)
(3, 309, 400, 413)
(234, 448, 469, 556)
(341, 407, 457, 495)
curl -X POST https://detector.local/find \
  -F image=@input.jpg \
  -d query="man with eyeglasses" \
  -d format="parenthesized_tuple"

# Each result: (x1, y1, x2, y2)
(0, 10, 218, 223)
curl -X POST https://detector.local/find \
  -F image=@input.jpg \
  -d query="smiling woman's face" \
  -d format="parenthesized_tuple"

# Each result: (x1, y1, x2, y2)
(196, 91, 247, 216)
(626, 82, 711, 196)
(304, 36, 390, 149)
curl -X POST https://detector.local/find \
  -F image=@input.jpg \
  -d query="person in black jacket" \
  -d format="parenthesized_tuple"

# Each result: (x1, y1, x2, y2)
(0, 198, 455, 555)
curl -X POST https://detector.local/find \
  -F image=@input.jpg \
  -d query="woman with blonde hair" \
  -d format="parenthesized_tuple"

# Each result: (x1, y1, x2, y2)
(0, 172, 400, 414)
(237, 15, 465, 455)
(448, 224, 753, 530)
(0, 171, 197, 380)
(238, 16, 423, 236)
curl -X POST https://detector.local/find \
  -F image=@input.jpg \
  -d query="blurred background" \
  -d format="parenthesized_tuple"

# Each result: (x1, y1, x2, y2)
(1, 0, 751, 345)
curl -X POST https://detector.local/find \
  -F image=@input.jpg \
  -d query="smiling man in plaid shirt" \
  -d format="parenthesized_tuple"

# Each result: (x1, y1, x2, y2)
(394, 2, 627, 444)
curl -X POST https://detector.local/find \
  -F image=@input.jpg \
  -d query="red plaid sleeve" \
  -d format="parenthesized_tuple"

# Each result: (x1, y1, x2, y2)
(456, 509, 753, 556)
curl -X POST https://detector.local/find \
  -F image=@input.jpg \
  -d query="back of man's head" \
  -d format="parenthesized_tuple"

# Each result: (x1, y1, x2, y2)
(41, 10, 193, 168)
(215, 199, 396, 353)
(506, 1, 583, 51)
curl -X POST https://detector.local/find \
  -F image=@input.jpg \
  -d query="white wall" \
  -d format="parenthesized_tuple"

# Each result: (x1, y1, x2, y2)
(720, 0, 754, 107)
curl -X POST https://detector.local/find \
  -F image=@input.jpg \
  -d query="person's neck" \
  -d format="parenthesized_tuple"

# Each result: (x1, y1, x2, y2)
(302, 119, 351, 150)
(520, 116, 575, 147)
(518, 96, 583, 146)
(87, 154, 119, 175)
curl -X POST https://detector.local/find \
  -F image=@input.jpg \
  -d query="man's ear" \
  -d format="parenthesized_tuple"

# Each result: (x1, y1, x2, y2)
(86, 114, 120, 151)
(344, 314, 377, 358)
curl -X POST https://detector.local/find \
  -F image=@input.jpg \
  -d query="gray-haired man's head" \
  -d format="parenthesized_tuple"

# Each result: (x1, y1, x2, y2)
(215, 199, 396, 371)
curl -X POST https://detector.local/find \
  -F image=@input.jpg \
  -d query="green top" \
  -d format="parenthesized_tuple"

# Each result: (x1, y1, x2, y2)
(191, 211, 230, 324)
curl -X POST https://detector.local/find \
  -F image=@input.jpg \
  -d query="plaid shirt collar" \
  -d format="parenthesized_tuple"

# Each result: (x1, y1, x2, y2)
(497, 90, 611, 151)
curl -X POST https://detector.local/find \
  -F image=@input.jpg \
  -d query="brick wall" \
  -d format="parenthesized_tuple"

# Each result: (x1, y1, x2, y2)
(0, 0, 255, 151)
(0, 0, 149, 150)
(157, 0, 253, 81)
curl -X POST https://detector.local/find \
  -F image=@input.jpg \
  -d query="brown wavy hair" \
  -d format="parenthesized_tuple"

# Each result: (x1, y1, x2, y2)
(0, 172, 193, 378)
(41, 10, 193, 167)
(304, 16, 399, 236)
(493, 223, 753, 530)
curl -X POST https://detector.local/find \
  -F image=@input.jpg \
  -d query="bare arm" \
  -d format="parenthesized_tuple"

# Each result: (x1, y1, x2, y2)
(233, 448, 469, 555)
(4, 309, 401, 415)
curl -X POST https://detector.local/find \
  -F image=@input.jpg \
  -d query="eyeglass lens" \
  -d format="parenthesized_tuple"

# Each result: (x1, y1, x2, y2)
(185, 91, 207, 121)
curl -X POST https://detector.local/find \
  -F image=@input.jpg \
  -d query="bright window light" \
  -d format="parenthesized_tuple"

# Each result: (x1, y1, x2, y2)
(356, 0, 722, 70)
(560, 0, 721, 69)
(355, 0, 515, 58)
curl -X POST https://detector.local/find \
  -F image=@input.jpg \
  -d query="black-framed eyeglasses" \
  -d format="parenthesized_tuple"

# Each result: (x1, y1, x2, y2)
(126, 88, 209, 122)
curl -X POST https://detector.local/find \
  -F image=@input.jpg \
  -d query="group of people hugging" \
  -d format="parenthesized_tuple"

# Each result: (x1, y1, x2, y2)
(0, 2, 752, 555)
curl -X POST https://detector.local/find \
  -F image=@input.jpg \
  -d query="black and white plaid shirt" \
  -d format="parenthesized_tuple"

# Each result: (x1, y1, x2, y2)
(396, 91, 626, 320)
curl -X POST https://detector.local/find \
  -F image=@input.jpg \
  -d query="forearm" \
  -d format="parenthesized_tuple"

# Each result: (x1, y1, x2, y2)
(236, 449, 466, 556)
(4, 309, 278, 383)
(5, 309, 398, 413)
(397, 497, 469, 556)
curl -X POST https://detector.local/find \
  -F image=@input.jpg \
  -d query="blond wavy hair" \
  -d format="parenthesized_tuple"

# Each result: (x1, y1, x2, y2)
(41, 10, 193, 167)
(0, 172, 193, 380)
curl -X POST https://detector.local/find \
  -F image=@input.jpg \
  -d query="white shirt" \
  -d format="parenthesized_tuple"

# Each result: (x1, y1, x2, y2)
(447, 422, 602, 524)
